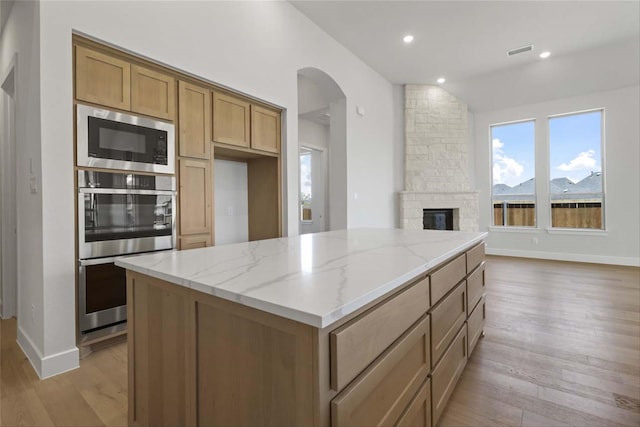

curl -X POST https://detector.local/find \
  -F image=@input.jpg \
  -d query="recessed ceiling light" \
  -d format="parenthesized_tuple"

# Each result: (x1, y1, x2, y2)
(437, 77, 446, 84)
(539, 51, 551, 59)
(403, 35, 414, 44)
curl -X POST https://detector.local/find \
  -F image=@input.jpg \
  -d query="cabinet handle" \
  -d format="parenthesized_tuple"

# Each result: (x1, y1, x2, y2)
(462, 290, 466, 313)
(462, 335, 466, 357)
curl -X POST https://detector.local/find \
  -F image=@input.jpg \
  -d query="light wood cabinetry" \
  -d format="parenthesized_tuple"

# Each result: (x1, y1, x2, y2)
(467, 295, 486, 356)
(178, 81, 211, 159)
(330, 277, 429, 391)
(126, 241, 486, 427)
(251, 105, 281, 154)
(127, 273, 192, 427)
(431, 324, 468, 426)
(75, 45, 131, 111)
(396, 379, 431, 427)
(212, 92, 251, 148)
(76, 45, 176, 121)
(179, 234, 212, 251)
(131, 65, 176, 121)
(466, 262, 485, 315)
(430, 254, 465, 303)
(430, 280, 466, 367)
(331, 316, 430, 427)
(466, 242, 485, 273)
(178, 159, 212, 236)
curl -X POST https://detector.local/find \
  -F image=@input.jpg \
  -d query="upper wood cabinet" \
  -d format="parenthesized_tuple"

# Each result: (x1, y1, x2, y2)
(251, 105, 281, 154)
(131, 65, 176, 121)
(178, 81, 211, 159)
(212, 92, 250, 148)
(75, 45, 131, 111)
(76, 45, 176, 121)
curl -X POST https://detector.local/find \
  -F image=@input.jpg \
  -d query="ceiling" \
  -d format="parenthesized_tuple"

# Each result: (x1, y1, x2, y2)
(290, 1, 640, 111)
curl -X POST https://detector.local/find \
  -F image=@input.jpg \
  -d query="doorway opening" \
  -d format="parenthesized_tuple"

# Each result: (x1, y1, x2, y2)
(299, 146, 327, 234)
(297, 67, 346, 234)
(1, 58, 17, 319)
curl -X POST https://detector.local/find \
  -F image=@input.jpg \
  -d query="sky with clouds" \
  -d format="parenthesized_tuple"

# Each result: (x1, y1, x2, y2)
(491, 111, 602, 187)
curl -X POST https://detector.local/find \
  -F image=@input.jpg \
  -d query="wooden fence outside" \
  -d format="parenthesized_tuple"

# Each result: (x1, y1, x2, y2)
(493, 203, 602, 229)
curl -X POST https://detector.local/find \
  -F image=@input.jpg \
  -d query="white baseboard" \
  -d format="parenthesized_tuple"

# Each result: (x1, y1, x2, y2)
(486, 248, 640, 267)
(17, 326, 79, 379)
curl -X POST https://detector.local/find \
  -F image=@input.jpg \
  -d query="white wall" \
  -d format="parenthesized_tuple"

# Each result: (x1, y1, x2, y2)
(34, 1, 395, 376)
(299, 118, 328, 150)
(474, 85, 640, 266)
(214, 159, 248, 245)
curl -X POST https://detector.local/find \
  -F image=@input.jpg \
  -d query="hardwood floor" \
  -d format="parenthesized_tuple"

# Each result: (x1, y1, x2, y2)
(439, 256, 640, 427)
(0, 318, 127, 426)
(0, 256, 638, 426)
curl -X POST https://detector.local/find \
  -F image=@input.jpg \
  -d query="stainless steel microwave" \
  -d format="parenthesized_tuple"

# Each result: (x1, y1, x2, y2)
(77, 104, 175, 174)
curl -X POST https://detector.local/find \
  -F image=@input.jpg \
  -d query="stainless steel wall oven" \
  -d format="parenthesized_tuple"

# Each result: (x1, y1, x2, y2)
(77, 170, 176, 335)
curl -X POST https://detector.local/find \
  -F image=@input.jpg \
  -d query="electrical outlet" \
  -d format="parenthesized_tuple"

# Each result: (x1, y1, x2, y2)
(227, 206, 234, 216)
(531, 237, 538, 245)
(31, 304, 35, 322)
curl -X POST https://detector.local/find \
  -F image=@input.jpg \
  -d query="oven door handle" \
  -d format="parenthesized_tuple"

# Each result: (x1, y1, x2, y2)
(79, 257, 120, 266)
(79, 188, 176, 196)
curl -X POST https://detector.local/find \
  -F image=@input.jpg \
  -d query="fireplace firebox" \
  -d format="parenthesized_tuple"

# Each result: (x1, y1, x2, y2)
(423, 209, 454, 230)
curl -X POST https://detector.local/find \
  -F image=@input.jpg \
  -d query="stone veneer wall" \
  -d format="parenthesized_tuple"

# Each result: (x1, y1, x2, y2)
(401, 85, 479, 231)
(405, 85, 470, 192)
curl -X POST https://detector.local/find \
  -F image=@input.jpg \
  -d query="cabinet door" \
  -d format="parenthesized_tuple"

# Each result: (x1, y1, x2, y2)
(431, 324, 467, 426)
(331, 316, 430, 427)
(430, 280, 466, 367)
(180, 234, 212, 250)
(75, 45, 130, 110)
(212, 92, 250, 148)
(179, 158, 212, 236)
(179, 81, 211, 159)
(131, 64, 176, 120)
(396, 379, 431, 427)
(251, 105, 280, 154)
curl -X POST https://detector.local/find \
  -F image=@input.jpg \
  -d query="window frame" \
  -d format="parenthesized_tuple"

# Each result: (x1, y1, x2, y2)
(489, 118, 538, 229)
(546, 108, 606, 232)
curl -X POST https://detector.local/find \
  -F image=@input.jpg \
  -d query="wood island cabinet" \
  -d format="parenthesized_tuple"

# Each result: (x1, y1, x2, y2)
(126, 240, 487, 427)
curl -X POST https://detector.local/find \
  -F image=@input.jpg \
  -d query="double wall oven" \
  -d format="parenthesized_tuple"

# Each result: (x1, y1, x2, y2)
(77, 105, 176, 337)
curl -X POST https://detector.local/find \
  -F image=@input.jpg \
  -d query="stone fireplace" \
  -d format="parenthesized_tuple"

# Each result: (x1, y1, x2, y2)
(399, 85, 479, 231)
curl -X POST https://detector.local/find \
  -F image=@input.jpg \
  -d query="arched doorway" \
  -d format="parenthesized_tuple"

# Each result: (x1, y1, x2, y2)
(297, 68, 346, 234)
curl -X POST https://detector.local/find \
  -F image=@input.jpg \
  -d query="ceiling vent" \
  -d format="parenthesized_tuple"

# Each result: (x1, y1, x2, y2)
(507, 45, 534, 56)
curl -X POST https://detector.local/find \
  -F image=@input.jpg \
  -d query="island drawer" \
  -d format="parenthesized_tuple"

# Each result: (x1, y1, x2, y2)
(430, 280, 466, 367)
(330, 277, 430, 391)
(466, 262, 485, 316)
(466, 242, 485, 273)
(467, 295, 485, 357)
(430, 254, 466, 304)
(396, 378, 431, 427)
(431, 323, 467, 427)
(331, 315, 430, 427)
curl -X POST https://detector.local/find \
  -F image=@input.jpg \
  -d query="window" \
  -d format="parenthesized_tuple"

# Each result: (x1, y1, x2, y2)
(491, 120, 536, 227)
(300, 150, 312, 222)
(549, 110, 604, 229)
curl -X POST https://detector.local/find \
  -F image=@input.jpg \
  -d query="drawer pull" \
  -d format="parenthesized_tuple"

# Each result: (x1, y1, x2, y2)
(482, 303, 486, 320)
(462, 335, 466, 358)
(462, 290, 466, 313)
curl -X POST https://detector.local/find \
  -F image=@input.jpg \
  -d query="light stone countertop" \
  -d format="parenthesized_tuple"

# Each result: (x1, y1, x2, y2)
(115, 228, 487, 328)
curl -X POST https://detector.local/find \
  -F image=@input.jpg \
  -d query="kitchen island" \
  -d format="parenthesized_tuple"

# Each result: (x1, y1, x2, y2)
(116, 228, 487, 427)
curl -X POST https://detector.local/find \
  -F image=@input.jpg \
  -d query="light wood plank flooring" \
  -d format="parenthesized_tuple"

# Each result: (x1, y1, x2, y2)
(440, 256, 640, 427)
(0, 256, 638, 426)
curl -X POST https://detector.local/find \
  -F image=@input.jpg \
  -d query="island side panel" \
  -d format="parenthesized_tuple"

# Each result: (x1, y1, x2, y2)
(127, 271, 195, 427)
(192, 290, 315, 427)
